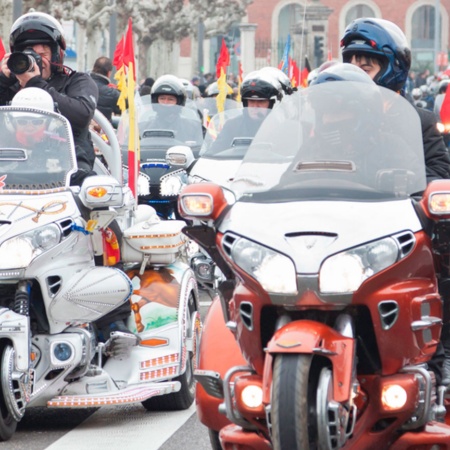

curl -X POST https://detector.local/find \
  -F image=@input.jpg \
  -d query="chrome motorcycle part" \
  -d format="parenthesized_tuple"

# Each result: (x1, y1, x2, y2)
(1, 345, 26, 423)
(317, 366, 355, 450)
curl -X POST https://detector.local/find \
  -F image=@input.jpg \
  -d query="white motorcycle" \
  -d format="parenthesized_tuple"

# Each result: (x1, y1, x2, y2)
(0, 102, 200, 441)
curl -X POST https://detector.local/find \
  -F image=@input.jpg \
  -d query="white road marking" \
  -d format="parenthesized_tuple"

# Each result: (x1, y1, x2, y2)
(45, 403, 196, 450)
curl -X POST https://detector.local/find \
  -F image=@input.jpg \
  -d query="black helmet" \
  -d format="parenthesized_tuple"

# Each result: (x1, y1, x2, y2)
(151, 75, 187, 106)
(240, 75, 282, 108)
(340, 18, 411, 92)
(10, 12, 66, 72)
(258, 67, 294, 95)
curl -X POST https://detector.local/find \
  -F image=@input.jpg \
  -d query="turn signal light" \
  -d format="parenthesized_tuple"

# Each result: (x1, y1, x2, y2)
(381, 384, 407, 410)
(87, 186, 108, 198)
(430, 193, 450, 214)
(181, 194, 213, 216)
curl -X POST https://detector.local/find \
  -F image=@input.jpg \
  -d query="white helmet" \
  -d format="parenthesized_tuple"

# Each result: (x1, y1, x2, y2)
(11, 87, 55, 112)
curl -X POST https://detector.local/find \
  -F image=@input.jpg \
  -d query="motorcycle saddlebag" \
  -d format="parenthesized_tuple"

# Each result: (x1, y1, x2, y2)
(121, 219, 186, 265)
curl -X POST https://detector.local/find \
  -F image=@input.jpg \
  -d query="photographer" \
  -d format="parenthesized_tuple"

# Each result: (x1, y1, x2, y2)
(0, 11, 98, 186)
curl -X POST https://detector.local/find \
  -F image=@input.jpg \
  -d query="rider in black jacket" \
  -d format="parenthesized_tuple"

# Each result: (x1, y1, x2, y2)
(0, 11, 98, 186)
(341, 17, 450, 386)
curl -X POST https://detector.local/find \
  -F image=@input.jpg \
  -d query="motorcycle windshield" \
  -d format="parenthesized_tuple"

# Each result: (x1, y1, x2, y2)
(195, 97, 241, 119)
(199, 108, 251, 159)
(0, 107, 76, 190)
(231, 82, 427, 201)
(118, 99, 204, 155)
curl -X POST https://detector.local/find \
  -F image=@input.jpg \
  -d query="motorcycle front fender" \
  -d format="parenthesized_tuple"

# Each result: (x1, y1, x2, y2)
(263, 320, 355, 404)
(0, 308, 30, 371)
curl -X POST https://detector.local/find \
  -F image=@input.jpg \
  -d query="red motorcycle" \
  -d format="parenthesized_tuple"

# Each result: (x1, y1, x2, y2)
(179, 81, 450, 449)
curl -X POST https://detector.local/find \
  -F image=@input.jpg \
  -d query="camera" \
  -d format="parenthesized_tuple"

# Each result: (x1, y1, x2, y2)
(7, 49, 43, 75)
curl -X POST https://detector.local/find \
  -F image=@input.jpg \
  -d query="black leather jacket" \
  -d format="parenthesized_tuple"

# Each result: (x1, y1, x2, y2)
(89, 72, 121, 123)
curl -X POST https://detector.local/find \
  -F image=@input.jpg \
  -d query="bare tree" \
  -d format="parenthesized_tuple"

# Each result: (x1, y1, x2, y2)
(3, 0, 253, 79)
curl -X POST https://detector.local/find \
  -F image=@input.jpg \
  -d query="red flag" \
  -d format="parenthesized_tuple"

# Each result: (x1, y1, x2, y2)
(216, 38, 230, 79)
(440, 87, 450, 125)
(113, 19, 138, 200)
(0, 39, 5, 61)
(112, 35, 125, 70)
(123, 18, 136, 81)
(300, 67, 310, 88)
(289, 57, 300, 88)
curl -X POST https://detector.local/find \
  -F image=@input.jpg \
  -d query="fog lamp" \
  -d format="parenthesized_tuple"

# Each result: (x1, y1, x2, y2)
(381, 384, 407, 410)
(53, 342, 73, 362)
(241, 385, 263, 409)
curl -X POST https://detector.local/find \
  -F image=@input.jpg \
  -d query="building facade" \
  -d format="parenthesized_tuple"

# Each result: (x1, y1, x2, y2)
(245, 0, 450, 73)
(182, 0, 450, 80)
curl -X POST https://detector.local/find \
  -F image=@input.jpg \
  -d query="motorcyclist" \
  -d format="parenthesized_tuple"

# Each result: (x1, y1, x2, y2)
(341, 17, 450, 385)
(143, 74, 203, 145)
(340, 17, 450, 183)
(207, 71, 283, 154)
(305, 63, 422, 180)
(0, 12, 98, 186)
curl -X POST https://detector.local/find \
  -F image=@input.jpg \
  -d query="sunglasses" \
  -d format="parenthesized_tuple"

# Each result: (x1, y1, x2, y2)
(16, 118, 45, 126)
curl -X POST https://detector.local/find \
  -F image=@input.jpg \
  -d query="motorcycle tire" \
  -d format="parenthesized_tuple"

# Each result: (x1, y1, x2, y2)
(208, 428, 222, 450)
(271, 353, 320, 450)
(0, 343, 18, 441)
(141, 293, 196, 411)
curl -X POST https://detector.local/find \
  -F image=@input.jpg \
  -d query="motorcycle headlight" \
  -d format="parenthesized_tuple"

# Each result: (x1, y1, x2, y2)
(320, 237, 399, 294)
(231, 237, 297, 294)
(160, 174, 183, 197)
(0, 224, 62, 269)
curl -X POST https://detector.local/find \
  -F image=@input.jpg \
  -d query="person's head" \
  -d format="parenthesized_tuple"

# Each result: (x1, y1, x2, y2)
(340, 18, 411, 92)
(92, 56, 113, 77)
(179, 78, 195, 100)
(10, 12, 66, 79)
(151, 75, 186, 106)
(439, 79, 450, 95)
(204, 81, 233, 99)
(259, 66, 294, 95)
(309, 63, 381, 153)
(10, 87, 55, 144)
(241, 73, 282, 106)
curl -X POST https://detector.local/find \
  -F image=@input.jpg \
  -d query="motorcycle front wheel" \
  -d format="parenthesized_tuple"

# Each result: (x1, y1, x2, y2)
(0, 343, 19, 441)
(271, 354, 337, 450)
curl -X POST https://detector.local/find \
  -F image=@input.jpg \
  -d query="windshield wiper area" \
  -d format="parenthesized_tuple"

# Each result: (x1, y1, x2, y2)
(0, 148, 27, 161)
(295, 160, 356, 172)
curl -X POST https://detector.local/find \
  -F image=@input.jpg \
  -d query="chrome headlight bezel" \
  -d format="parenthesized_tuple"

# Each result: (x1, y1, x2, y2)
(0, 224, 62, 269)
(319, 237, 400, 294)
(230, 236, 297, 295)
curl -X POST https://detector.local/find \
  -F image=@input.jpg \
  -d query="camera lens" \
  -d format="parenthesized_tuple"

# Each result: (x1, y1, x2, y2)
(7, 52, 33, 75)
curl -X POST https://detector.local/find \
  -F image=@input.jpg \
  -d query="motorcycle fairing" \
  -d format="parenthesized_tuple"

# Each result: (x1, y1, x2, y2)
(0, 191, 79, 239)
(48, 266, 133, 323)
(218, 198, 422, 274)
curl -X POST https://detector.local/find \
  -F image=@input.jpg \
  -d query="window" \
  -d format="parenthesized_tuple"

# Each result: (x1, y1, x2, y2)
(345, 5, 376, 24)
